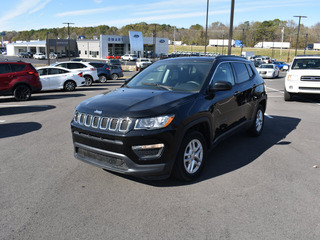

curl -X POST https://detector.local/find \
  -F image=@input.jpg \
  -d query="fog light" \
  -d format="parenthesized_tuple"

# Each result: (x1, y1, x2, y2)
(132, 144, 164, 160)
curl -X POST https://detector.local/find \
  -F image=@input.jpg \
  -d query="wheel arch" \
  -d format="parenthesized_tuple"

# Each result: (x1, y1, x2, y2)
(65, 79, 77, 87)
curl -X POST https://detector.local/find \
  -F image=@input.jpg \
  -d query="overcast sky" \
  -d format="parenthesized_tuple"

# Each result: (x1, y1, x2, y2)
(0, 0, 317, 32)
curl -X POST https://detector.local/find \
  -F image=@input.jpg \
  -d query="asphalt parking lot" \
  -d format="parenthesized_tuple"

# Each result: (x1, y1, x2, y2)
(1, 71, 320, 239)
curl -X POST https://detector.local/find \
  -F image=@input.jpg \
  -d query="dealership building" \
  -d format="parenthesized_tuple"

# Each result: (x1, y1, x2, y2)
(6, 39, 78, 57)
(5, 31, 168, 59)
(77, 33, 168, 59)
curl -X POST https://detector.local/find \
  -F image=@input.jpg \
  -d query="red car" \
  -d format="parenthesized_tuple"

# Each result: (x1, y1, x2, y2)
(0, 62, 42, 101)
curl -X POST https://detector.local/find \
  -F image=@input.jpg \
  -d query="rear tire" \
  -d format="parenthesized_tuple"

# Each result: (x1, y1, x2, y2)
(13, 85, 31, 101)
(173, 131, 207, 181)
(84, 76, 93, 86)
(111, 73, 118, 80)
(64, 80, 76, 91)
(247, 104, 265, 137)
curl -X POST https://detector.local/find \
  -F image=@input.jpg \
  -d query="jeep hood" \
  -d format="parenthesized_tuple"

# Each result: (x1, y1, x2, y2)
(77, 88, 196, 117)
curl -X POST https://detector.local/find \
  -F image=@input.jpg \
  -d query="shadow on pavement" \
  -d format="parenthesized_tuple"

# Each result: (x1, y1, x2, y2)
(106, 115, 301, 187)
(0, 105, 55, 116)
(0, 122, 42, 139)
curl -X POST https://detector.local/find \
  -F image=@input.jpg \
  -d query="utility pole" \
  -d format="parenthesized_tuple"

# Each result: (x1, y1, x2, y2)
(227, 0, 235, 55)
(63, 22, 74, 60)
(173, 26, 176, 53)
(204, 0, 209, 55)
(240, 28, 245, 56)
(293, 16, 307, 56)
(280, 27, 284, 60)
(153, 24, 157, 59)
(46, 32, 50, 66)
(304, 33, 308, 55)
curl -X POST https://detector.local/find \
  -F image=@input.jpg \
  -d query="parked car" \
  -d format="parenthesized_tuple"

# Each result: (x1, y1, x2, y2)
(18, 52, 33, 58)
(36, 66, 85, 91)
(0, 61, 42, 100)
(121, 54, 137, 61)
(136, 58, 153, 71)
(272, 61, 289, 71)
(257, 64, 279, 78)
(52, 61, 99, 86)
(88, 62, 111, 83)
(253, 60, 263, 67)
(106, 59, 122, 68)
(49, 52, 58, 59)
(284, 55, 320, 101)
(33, 53, 46, 60)
(71, 56, 267, 181)
(109, 65, 123, 80)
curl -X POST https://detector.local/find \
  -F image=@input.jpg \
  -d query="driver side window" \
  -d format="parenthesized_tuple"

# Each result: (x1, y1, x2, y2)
(212, 62, 235, 86)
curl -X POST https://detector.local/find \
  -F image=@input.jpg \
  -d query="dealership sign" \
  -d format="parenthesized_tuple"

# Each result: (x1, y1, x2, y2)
(129, 31, 143, 54)
(159, 39, 165, 43)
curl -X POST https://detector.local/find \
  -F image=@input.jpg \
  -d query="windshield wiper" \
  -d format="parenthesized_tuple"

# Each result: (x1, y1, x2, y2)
(141, 82, 173, 91)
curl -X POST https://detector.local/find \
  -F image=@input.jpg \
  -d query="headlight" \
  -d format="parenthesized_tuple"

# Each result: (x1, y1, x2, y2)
(134, 115, 175, 130)
(287, 75, 299, 81)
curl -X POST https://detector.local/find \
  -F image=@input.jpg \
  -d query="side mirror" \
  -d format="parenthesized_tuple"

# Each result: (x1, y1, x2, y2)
(211, 81, 233, 92)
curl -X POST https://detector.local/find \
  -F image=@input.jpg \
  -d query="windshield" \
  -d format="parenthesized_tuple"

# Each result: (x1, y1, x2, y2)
(292, 58, 320, 69)
(126, 60, 212, 92)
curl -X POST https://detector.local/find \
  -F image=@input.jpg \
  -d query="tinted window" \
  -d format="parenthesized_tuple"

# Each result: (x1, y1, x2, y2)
(212, 62, 235, 86)
(89, 63, 104, 68)
(10, 64, 26, 72)
(0, 64, 11, 74)
(56, 63, 67, 68)
(246, 64, 254, 78)
(38, 69, 48, 75)
(49, 68, 68, 75)
(232, 62, 250, 83)
(67, 63, 86, 69)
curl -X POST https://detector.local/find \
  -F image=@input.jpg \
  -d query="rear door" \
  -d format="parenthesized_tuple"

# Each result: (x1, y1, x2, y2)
(48, 68, 70, 89)
(0, 64, 12, 92)
(38, 68, 51, 90)
(231, 62, 256, 121)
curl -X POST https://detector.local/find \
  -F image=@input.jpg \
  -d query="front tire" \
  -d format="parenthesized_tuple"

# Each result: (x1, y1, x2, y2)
(284, 88, 293, 101)
(247, 104, 265, 137)
(173, 131, 207, 181)
(99, 75, 107, 83)
(13, 85, 31, 101)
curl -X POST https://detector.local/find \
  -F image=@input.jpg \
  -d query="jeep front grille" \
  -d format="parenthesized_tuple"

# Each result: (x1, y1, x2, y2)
(74, 111, 131, 133)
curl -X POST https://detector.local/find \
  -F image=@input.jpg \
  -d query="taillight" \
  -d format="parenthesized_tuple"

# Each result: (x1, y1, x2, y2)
(78, 72, 83, 77)
(106, 68, 110, 70)
(121, 69, 123, 72)
(90, 68, 97, 71)
(28, 71, 39, 77)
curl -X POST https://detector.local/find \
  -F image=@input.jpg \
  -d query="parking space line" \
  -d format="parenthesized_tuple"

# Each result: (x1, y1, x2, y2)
(266, 87, 284, 93)
(265, 114, 273, 119)
(0, 120, 6, 123)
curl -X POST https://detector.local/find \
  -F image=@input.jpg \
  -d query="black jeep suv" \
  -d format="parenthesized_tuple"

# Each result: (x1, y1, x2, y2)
(71, 56, 267, 181)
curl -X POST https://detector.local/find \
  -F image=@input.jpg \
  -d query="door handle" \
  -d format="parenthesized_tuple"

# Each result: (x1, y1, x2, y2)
(234, 91, 240, 96)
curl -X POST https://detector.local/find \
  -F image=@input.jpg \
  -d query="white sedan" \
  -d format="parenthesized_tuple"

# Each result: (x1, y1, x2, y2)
(257, 64, 279, 78)
(33, 53, 46, 59)
(36, 66, 86, 91)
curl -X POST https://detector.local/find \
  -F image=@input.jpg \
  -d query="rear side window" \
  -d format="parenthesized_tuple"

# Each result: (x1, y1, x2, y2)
(0, 64, 11, 74)
(67, 63, 86, 69)
(38, 69, 48, 75)
(56, 63, 67, 68)
(49, 68, 68, 75)
(89, 63, 104, 68)
(246, 64, 254, 78)
(10, 64, 26, 72)
(232, 62, 250, 83)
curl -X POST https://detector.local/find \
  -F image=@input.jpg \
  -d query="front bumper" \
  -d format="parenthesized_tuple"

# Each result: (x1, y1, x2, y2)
(71, 122, 178, 179)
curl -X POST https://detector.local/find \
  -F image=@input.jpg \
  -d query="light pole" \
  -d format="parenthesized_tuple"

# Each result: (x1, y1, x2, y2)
(227, 0, 235, 55)
(293, 16, 307, 56)
(46, 32, 50, 66)
(204, 0, 209, 55)
(304, 33, 308, 55)
(63, 22, 74, 60)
